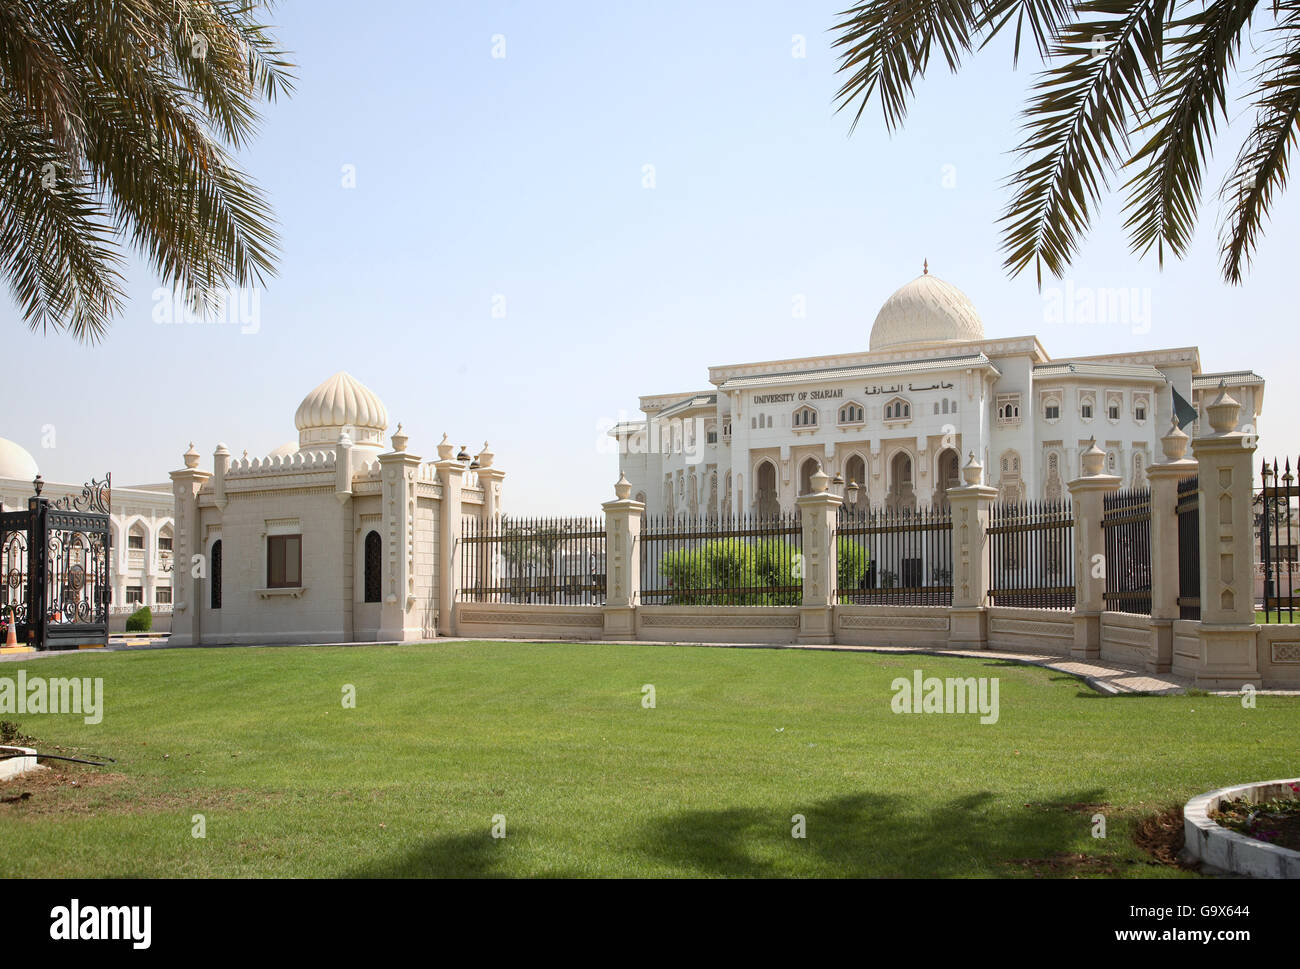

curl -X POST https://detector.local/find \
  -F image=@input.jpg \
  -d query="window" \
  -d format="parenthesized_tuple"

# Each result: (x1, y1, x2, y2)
(364, 531, 382, 603)
(1108, 404, 1120, 420)
(126, 586, 143, 604)
(793, 406, 818, 427)
(1081, 395, 1095, 420)
(1107, 450, 1116, 471)
(838, 402, 864, 424)
(1045, 400, 1061, 421)
(706, 430, 718, 444)
(884, 398, 911, 421)
(158, 536, 173, 551)
(267, 534, 302, 588)
(751, 417, 757, 430)
(997, 394, 1022, 423)
(1134, 400, 1147, 422)
(155, 586, 172, 604)
(210, 540, 222, 609)
(127, 533, 145, 550)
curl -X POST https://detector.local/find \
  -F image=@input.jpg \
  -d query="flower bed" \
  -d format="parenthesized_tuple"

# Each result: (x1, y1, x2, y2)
(1210, 784, 1300, 850)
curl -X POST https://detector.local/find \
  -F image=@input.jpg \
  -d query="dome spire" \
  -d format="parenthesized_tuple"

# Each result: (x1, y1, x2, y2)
(923, 258, 928, 275)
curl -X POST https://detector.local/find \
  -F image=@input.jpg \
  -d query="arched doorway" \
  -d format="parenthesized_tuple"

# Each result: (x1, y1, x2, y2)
(933, 448, 960, 509)
(887, 451, 916, 512)
(799, 457, 820, 497)
(755, 461, 779, 517)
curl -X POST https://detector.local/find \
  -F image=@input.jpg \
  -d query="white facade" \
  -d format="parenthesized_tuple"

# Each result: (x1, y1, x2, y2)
(169, 371, 505, 645)
(0, 438, 175, 626)
(613, 270, 1264, 516)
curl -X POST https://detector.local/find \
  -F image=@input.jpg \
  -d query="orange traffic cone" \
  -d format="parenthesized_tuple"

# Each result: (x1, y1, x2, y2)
(4, 617, 16, 647)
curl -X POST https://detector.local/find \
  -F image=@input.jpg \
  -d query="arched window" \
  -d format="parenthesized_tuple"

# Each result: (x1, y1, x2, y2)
(883, 397, 911, 421)
(363, 531, 382, 603)
(755, 461, 779, 517)
(793, 406, 818, 427)
(210, 540, 222, 610)
(838, 402, 864, 424)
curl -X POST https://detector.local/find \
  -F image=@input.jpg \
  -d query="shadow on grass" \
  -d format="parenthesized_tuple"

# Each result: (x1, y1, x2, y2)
(631, 788, 1116, 877)
(347, 826, 569, 878)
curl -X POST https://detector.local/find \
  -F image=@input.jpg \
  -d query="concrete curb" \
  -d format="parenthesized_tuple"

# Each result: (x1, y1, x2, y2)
(1183, 778, 1300, 878)
(0, 745, 38, 781)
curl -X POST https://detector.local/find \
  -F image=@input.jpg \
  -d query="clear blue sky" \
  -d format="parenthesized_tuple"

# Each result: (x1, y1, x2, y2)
(7, 0, 1298, 512)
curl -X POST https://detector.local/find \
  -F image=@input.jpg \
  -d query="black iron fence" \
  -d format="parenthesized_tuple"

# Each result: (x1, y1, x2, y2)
(1102, 487, 1152, 615)
(639, 513, 802, 605)
(987, 500, 1074, 609)
(1177, 474, 1201, 620)
(1258, 458, 1297, 623)
(834, 505, 953, 606)
(459, 515, 606, 605)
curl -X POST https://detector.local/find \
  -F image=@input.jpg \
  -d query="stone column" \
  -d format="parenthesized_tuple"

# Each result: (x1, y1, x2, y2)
(1067, 438, 1121, 659)
(377, 428, 424, 642)
(1192, 385, 1261, 689)
(167, 443, 210, 647)
(476, 443, 506, 596)
(947, 453, 998, 649)
(795, 464, 842, 645)
(433, 434, 465, 637)
(1145, 423, 1196, 672)
(602, 473, 644, 639)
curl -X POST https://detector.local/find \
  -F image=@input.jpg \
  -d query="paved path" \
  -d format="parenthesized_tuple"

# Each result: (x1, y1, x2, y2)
(6, 636, 1298, 697)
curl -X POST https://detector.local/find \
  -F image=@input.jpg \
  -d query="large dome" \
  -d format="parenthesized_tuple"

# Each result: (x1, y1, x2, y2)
(869, 269, 985, 352)
(294, 371, 388, 450)
(0, 437, 39, 481)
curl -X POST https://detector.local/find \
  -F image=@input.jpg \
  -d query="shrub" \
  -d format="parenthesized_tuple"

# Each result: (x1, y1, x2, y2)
(657, 538, 802, 605)
(124, 606, 153, 632)
(836, 537, 870, 590)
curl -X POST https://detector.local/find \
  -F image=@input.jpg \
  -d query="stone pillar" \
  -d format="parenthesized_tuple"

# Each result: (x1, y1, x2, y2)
(1145, 423, 1196, 672)
(476, 443, 504, 520)
(167, 443, 210, 647)
(947, 453, 998, 649)
(212, 443, 230, 511)
(433, 434, 464, 637)
(795, 464, 842, 645)
(1067, 438, 1121, 659)
(1192, 385, 1261, 689)
(377, 428, 424, 642)
(602, 473, 644, 639)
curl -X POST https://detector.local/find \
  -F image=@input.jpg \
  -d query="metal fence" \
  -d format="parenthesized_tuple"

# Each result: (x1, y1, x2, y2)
(639, 513, 802, 605)
(834, 505, 953, 606)
(1258, 458, 1297, 622)
(459, 515, 606, 605)
(1102, 487, 1152, 615)
(987, 500, 1075, 609)
(1177, 474, 1201, 620)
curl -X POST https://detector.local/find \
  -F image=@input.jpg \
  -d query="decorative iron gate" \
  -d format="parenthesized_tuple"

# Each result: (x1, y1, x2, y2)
(0, 474, 111, 650)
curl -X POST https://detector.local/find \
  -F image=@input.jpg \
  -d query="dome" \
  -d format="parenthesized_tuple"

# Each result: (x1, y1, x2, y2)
(0, 437, 39, 482)
(294, 371, 388, 450)
(869, 269, 985, 352)
(267, 441, 299, 458)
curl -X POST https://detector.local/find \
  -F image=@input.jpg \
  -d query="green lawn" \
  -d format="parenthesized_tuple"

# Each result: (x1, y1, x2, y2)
(1, 641, 1296, 877)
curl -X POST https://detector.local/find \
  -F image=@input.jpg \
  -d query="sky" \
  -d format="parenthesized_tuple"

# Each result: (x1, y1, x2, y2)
(5, 0, 1299, 513)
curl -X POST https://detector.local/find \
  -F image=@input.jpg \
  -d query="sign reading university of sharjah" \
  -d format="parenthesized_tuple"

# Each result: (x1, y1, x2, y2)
(751, 381, 955, 406)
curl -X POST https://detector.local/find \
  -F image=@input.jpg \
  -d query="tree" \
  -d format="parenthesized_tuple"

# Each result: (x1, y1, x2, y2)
(0, 0, 294, 341)
(831, 0, 1300, 284)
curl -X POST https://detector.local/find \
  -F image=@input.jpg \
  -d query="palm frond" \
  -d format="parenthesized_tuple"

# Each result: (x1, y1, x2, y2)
(1218, 10, 1300, 281)
(1000, 0, 1174, 285)
(1121, 0, 1260, 266)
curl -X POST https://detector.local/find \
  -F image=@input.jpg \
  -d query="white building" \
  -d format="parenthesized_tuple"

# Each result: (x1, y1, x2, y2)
(0, 438, 175, 630)
(613, 268, 1264, 517)
(168, 371, 504, 646)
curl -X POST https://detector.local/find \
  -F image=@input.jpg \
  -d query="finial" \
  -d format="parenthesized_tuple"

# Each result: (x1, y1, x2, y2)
(923, 258, 928, 275)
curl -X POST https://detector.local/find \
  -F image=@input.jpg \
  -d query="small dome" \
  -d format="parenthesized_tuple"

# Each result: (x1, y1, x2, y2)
(0, 437, 39, 481)
(869, 270, 985, 352)
(295, 371, 388, 432)
(267, 441, 299, 458)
